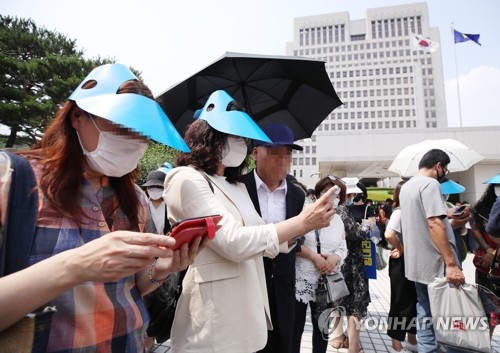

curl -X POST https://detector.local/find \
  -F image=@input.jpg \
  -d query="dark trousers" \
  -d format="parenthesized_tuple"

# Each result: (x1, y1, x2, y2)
(291, 300, 328, 353)
(387, 256, 417, 341)
(258, 288, 293, 353)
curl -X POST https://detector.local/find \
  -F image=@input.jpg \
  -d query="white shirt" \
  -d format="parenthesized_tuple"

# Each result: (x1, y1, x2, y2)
(149, 200, 166, 234)
(295, 214, 347, 303)
(254, 170, 287, 224)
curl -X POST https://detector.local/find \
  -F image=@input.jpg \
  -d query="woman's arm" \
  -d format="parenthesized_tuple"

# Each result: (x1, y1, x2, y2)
(297, 245, 326, 270)
(274, 188, 336, 243)
(165, 167, 335, 262)
(0, 231, 175, 332)
(385, 228, 403, 258)
(136, 236, 205, 296)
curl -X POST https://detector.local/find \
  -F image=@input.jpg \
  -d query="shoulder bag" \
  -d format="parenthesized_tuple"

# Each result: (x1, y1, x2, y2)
(314, 229, 349, 320)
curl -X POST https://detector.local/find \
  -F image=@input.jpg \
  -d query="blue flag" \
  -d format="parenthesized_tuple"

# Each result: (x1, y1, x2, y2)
(454, 29, 481, 46)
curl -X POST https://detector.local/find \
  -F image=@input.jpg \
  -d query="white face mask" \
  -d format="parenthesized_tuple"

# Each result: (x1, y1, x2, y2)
(77, 117, 148, 177)
(147, 187, 164, 200)
(221, 137, 247, 167)
(495, 185, 500, 197)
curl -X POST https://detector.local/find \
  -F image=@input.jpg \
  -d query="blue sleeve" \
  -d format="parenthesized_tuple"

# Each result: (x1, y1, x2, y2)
(486, 196, 500, 237)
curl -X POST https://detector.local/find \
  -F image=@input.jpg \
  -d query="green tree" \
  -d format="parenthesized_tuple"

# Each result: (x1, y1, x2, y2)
(0, 15, 110, 147)
(138, 141, 178, 184)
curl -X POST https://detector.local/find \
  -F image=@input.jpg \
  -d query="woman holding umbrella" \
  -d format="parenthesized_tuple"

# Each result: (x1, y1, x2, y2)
(164, 90, 337, 353)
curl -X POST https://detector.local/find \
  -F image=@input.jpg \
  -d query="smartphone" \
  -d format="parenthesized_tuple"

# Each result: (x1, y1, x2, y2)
(452, 205, 467, 216)
(169, 215, 222, 250)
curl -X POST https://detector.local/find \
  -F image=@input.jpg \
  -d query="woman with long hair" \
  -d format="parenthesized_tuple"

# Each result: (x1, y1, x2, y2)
(0, 64, 201, 352)
(385, 181, 418, 353)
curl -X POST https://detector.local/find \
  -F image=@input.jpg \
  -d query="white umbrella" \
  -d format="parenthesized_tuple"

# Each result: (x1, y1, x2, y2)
(389, 139, 484, 177)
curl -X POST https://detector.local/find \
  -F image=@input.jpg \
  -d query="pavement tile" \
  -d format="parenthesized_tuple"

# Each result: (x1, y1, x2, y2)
(153, 254, 500, 352)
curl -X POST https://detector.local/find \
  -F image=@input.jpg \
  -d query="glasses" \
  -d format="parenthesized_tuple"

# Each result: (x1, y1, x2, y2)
(328, 175, 346, 184)
(442, 165, 450, 176)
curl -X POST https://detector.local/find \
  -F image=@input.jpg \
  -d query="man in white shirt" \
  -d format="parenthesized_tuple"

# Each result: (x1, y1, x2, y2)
(242, 123, 305, 353)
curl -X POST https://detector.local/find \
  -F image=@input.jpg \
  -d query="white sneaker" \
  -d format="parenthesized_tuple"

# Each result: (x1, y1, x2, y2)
(404, 342, 418, 352)
(389, 348, 411, 353)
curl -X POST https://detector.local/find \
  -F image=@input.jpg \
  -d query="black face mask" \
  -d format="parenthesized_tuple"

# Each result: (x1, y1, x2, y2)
(353, 194, 364, 202)
(436, 167, 446, 183)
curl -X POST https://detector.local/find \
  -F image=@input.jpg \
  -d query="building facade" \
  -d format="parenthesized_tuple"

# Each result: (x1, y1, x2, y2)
(285, 2, 448, 186)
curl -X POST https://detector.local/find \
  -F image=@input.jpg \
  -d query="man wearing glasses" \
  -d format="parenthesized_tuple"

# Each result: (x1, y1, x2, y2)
(399, 149, 466, 353)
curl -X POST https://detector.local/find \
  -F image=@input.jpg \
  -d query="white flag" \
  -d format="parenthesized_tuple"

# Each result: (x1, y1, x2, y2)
(412, 33, 439, 53)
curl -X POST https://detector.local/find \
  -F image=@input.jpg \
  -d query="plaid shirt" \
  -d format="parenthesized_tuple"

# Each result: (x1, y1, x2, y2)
(29, 160, 151, 353)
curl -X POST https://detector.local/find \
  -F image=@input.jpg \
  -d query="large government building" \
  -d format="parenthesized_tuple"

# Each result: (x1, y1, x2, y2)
(284, 2, 500, 202)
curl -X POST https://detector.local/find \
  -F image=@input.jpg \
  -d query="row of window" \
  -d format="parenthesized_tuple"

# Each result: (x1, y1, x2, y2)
(334, 76, 416, 90)
(292, 157, 317, 166)
(292, 145, 316, 154)
(298, 16, 423, 47)
(319, 120, 417, 131)
(302, 48, 433, 62)
(336, 89, 419, 100)
(371, 16, 423, 39)
(299, 25, 346, 46)
(329, 108, 417, 120)
(300, 38, 416, 52)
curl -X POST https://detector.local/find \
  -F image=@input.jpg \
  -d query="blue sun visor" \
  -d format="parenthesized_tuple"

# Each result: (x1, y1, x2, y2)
(484, 174, 500, 184)
(68, 64, 189, 152)
(440, 180, 465, 194)
(194, 90, 271, 142)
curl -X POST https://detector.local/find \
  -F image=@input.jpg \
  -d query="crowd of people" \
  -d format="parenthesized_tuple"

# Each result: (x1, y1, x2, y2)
(1, 63, 500, 353)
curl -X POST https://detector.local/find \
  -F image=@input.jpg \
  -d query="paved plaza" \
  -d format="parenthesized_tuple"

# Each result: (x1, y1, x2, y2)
(152, 254, 500, 352)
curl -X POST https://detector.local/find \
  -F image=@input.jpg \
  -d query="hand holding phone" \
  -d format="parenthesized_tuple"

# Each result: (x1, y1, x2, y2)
(169, 215, 222, 250)
(452, 205, 467, 217)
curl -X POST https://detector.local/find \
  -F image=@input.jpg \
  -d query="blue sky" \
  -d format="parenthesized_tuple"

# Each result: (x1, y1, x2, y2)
(2, 0, 499, 127)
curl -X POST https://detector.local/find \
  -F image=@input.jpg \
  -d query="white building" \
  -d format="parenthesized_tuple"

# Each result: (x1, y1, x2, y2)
(284, 2, 499, 201)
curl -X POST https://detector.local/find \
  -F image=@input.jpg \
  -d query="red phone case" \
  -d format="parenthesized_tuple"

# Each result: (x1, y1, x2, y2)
(169, 215, 222, 250)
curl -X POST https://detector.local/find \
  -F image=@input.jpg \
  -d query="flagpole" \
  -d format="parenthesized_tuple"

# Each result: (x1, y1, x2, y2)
(451, 22, 463, 127)
(408, 19, 420, 128)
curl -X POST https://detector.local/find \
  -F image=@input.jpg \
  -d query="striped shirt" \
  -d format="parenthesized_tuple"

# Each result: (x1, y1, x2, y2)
(28, 159, 151, 352)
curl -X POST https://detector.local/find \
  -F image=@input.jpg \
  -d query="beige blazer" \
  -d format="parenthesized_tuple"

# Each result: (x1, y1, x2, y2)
(164, 167, 280, 353)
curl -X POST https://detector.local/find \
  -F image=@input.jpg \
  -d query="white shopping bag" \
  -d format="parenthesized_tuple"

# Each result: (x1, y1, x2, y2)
(427, 277, 491, 353)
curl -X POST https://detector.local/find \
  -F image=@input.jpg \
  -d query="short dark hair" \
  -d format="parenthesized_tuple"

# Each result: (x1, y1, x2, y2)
(418, 149, 450, 170)
(392, 180, 406, 208)
(314, 176, 347, 204)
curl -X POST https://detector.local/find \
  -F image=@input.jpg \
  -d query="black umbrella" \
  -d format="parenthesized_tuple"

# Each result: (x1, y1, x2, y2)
(156, 52, 342, 140)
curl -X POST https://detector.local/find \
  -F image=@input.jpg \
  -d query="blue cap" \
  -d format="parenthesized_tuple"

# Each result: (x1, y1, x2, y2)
(484, 174, 500, 184)
(253, 123, 303, 150)
(68, 64, 189, 152)
(194, 90, 271, 142)
(157, 162, 173, 175)
(440, 180, 465, 194)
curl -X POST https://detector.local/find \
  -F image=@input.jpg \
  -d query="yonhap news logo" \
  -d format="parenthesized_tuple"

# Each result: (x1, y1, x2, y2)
(316, 307, 489, 340)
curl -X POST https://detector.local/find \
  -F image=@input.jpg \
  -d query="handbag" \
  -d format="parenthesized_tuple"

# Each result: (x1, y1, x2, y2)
(376, 245, 389, 271)
(313, 229, 349, 319)
(427, 277, 490, 353)
(145, 269, 186, 343)
(325, 271, 350, 302)
(0, 152, 55, 352)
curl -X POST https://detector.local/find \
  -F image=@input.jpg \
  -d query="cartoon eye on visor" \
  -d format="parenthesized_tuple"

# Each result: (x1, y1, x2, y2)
(68, 63, 189, 152)
(194, 90, 271, 143)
